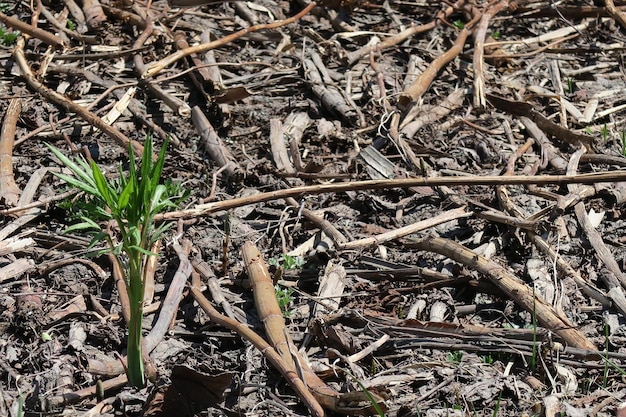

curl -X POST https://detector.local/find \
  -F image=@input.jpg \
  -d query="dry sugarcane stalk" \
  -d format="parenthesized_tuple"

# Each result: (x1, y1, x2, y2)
(13, 38, 144, 156)
(405, 236, 598, 351)
(398, 12, 480, 110)
(188, 272, 325, 417)
(142, 3, 316, 78)
(156, 170, 626, 221)
(472, 0, 510, 110)
(242, 241, 387, 415)
(0, 99, 22, 206)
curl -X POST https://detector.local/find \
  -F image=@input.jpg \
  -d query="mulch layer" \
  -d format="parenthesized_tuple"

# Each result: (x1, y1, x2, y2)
(2, 0, 626, 416)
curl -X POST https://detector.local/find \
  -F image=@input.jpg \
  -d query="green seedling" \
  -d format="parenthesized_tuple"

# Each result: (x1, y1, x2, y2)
(601, 124, 609, 143)
(348, 372, 386, 417)
(66, 19, 76, 31)
(0, 25, 18, 46)
(447, 351, 463, 363)
(492, 30, 501, 40)
(566, 77, 574, 95)
(268, 254, 303, 270)
(275, 284, 294, 317)
(621, 131, 626, 157)
(48, 136, 186, 388)
(452, 20, 464, 29)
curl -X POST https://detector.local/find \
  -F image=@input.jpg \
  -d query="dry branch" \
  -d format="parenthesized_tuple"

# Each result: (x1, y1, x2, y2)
(405, 237, 597, 351)
(0, 99, 22, 206)
(242, 241, 386, 415)
(142, 3, 315, 78)
(157, 171, 626, 221)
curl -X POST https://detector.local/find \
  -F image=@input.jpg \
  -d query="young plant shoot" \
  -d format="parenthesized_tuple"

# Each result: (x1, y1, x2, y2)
(48, 137, 185, 388)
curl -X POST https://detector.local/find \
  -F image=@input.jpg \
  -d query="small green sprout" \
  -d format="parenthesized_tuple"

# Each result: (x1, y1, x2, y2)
(492, 30, 501, 40)
(481, 354, 494, 364)
(0, 25, 19, 46)
(66, 19, 76, 31)
(452, 20, 464, 29)
(275, 284, 294, 317)
(447, 351, 463, 363)
(566, 77, 574, 94)
(268, 254, 303, 270)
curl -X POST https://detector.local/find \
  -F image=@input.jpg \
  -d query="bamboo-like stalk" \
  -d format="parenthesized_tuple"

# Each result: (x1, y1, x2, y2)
(242, 242, 387, 415)
(188, 273, 325, 417)
(405, 237, 598, 351)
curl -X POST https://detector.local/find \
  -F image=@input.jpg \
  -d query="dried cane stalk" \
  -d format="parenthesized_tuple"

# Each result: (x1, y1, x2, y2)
(156, 170, 626, 221)
(242, 241, 387, 415)
(398, 13, 480, 110)
(405, 237, 597, 351)
(0, 99, 22, 206)
(188, 272, 325, 417)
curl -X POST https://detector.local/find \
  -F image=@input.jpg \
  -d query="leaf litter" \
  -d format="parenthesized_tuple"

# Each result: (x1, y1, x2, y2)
(1, 0, 626, 416)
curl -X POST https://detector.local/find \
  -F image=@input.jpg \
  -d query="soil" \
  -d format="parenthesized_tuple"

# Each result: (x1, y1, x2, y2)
(1, 1, 626, 416)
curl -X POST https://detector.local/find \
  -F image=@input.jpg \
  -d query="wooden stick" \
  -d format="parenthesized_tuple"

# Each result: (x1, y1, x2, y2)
(142, 3, 316, 78)
(157, 170, 626, 221)
(405, 236, 597, 351)
(242, 241, 386, 414)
